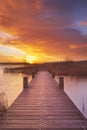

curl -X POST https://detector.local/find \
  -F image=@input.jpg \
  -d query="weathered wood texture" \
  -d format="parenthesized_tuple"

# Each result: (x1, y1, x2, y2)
(0, 71, 87, 130)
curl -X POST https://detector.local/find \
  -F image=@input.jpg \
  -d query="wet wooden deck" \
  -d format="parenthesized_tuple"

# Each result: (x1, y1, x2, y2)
(0, 71, 87, 130)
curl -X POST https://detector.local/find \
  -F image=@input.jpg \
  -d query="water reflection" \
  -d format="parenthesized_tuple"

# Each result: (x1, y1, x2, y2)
(0, 65, 32, 110)
(55, 75, 87, 119)
(1, 67, 87, 119)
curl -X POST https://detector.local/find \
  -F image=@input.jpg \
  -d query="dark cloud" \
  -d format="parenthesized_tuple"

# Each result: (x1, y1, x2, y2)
(43, 0, 87, 11)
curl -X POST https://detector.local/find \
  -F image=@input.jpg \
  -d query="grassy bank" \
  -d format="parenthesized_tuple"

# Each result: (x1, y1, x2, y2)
(45, 60, 87, 76)
(3, 60, 87, 76)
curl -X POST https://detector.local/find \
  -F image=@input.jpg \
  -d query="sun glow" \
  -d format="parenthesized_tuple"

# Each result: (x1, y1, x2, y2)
(25, 56, 36, 64)
(0, 45, 37, 63)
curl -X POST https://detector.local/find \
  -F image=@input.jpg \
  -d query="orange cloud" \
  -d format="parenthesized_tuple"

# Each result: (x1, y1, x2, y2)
(0, 0, 87, 62)
(78, 20, 87, 26)
(34, 0, 42, 10)
(69, 44, 78, 49)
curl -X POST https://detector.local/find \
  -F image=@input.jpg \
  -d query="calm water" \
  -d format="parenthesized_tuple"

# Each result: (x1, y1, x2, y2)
(55, 75, 87, 119)
(0, 65, 32, 108)
(0, 67, 87, 119)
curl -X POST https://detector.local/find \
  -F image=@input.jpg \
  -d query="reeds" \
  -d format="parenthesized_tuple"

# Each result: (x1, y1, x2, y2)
(0, 91, 8, 116)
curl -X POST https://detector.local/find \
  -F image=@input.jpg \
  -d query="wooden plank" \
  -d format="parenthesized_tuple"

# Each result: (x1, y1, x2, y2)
(1, 115, 85, 120)
(0, 71, 87, 130)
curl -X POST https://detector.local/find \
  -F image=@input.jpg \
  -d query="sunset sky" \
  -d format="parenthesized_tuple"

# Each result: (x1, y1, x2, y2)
(0, 0, 87, 63)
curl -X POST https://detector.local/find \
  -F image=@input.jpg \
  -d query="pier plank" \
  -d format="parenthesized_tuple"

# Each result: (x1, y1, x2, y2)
(0, 71, 87, 130)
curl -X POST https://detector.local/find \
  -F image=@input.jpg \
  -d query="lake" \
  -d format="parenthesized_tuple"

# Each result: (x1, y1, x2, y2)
(0, 65, 32, 108)
(55, 75, 87, 119)
(0, 66, 87, 119)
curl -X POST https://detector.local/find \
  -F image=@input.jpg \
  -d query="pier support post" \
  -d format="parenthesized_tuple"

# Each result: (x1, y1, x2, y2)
(23, 77, 28, 89)
(52, 72, 55, 78)
(32, 72, 35, 78)
(59, 77, 64, 90)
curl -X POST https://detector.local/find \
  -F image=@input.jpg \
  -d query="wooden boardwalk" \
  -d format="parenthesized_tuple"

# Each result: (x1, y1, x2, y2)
(0, 71, 87, 130)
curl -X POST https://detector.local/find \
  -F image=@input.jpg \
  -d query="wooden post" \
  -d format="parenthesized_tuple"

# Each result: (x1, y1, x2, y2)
(32, 72, 35, 78)
(48, 69, 52, 74)
(52, 72, 55, 78)
(59, 77, 64, 90)
(23, 77, 28, 89)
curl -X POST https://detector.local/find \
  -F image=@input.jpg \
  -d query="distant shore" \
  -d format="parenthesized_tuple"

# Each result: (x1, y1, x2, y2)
(3, 60, 87, 76)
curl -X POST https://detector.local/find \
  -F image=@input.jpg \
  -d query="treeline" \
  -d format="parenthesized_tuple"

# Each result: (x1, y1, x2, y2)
(4, 60, 87, 76)
(45, 60, 87, 76)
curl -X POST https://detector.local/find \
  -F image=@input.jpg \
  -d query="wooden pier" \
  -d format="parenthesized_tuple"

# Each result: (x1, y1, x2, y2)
(0, 71, 87, 130)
